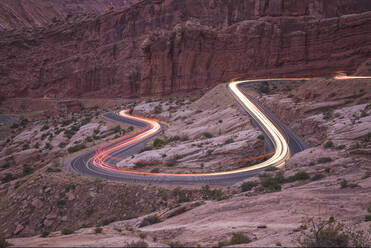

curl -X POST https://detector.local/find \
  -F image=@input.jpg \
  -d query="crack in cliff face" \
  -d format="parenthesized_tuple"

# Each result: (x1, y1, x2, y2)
(0, 0, 371, 99)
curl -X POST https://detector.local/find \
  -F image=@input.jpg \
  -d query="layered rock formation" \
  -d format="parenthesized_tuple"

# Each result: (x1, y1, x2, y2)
(0, 0, 370, 99)
(0, 0, 138, 31)
(141, 12, 371, 95)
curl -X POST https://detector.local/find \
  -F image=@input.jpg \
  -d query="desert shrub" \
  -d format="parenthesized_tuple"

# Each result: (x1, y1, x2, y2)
(112, 125, 121, 133)
(241, 181, 258, 192)
(168, 241, 185, 248)
(67, 144, 86, 153)
(219, 233, 251, 247)
(58, 142, 67, 148)
(257, 135, 265, 140)
(150, 168, 160, 173)
(139, 232, 147, 239)
(0, 236, 10, 248)
(259, 82, 270, 94)
(10, 123, 19, 129)
(260, 172, 285, 191)
(224, 138, 234, 144)
(22, 143, 30, 150)
(94, 227, 103, 233)
(102, 217, 115, 226)
(44, 142, 53, 150)
(297, 217, 370, 247)
(57, 199, 66, 207)
(85, 136, 93, 142)
(85, 207, 94, 217)
(61, 227, 74, 235)
(336, 145, 346, 150)
(203, 132, 213, 139)
(230, 232, 251, 245)
(139, 215, 161, 227)
(340, 179, 358, 189)
(324, 140, 334, 148)
(265, 166, 278, 171)
(40, 231, 50, 238)
(154, 105, 162, 114)
(61, 119, 73, 127)
(180, 135, 189, 141)
(22, 165, 33, 175)
(2, 173, 16, 183)
(318, 157, 332, 163)
(311, 174, 325, 181)
(81, 117, 91, 126)
(153, 138, 165, 148)
(40, 125, 49, 131)
(286, 171, 309, 182)
(126, 240, 148, 248)
(365, 215, 371, 222)
(201, 185, 225, 201)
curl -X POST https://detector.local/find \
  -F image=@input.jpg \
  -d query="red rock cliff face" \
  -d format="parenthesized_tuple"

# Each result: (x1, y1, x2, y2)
(0, 0, 138, 31)
(0, 0, 370, 99)
(140, 12, 371, 95)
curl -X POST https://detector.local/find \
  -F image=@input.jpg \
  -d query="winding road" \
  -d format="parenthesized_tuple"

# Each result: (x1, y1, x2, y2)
(65, 79, 308, 185)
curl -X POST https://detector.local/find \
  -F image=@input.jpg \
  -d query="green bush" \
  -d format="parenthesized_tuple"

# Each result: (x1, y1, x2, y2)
(257, 135, 265, 140)
(102, 217, 115, 226)
(324, 140, 334, 148)
(318, 157, 332, 163)
(40, 125, 49, 131)
(40, 231, 50, 238)
(44, 142, 53, 150)
(154, 105, 162, 114)
(260, 172, 285, 191)
(153, 138, 165, 148)
(61, 227, 74, 235)
(203, 132, 213, 139)
(224, 138, 234, 144)
(85, 136, 93, 142)
(58, 142, 67, 148)
(241, 181, 258, 192)
(10, 123, 19, 129)
(2, 173, 16, 183)
(139, 215, 161, 227)
(286, 171, 309, 182)
(22, 165, 33, 175)
(95, 227, 103, 233)
(67, 144, 86, 153)
(311, 174, 325, 181)
(365, 215, 371, 222)
(201, 185, 225, 201)
(230, 232, 251, 245)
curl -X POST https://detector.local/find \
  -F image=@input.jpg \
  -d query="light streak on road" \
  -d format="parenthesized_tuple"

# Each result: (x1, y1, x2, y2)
(89, 78, 310, 176)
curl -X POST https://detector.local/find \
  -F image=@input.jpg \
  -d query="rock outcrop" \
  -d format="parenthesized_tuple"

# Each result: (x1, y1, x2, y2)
(141, 12, 371, 95)
(0, 0, 370, 99)
(0, 0, 138, 31)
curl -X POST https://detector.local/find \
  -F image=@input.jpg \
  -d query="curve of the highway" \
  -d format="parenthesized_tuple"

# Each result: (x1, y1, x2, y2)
(65, 78, 308, 185)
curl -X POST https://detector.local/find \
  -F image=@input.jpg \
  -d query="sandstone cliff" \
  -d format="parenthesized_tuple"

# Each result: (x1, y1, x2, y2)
(0, 0, 370, 99)
(0, 0, 138, 31)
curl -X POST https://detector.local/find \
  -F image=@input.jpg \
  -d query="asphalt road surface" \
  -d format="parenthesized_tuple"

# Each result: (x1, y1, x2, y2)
(64, 79, 307, 185)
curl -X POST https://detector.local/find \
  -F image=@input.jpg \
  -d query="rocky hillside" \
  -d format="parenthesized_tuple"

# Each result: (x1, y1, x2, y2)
(0, 0, 138, 31)
(0, 0, 370, 99)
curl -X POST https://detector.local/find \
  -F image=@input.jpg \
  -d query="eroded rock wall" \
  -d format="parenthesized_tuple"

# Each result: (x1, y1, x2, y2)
(0, 0, 370, 99)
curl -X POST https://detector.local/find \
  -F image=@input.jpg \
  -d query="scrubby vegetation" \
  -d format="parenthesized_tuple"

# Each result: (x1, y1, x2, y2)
(297, 217, 370, 247)
(61, 227, 74, 235)
(139, 215, 161, 227)
(218, 232, 251, 247)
